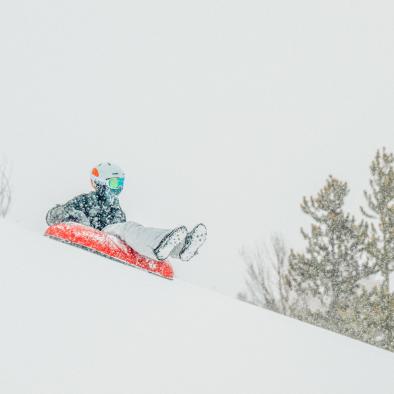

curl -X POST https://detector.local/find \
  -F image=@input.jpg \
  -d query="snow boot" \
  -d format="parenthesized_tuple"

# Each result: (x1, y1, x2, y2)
(179, 223, 207, 262)
(153, 226, 188, 260)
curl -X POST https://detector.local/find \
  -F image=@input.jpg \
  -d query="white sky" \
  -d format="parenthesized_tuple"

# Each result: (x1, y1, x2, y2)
(1, 0, 394, 295)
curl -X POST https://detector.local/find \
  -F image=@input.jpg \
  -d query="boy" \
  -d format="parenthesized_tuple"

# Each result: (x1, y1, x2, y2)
(46, 162, 207, 262)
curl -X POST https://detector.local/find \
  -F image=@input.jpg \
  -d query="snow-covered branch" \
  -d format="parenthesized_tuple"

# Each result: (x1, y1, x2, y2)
(0, 161, 11, 218)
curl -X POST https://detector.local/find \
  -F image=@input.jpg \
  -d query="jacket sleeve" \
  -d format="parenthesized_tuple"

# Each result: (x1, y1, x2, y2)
(46, 195, 91, 227)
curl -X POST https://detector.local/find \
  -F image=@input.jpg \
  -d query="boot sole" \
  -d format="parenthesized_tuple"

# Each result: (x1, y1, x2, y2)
(154, 226, 188, 260)
(179, 223, 207, 262)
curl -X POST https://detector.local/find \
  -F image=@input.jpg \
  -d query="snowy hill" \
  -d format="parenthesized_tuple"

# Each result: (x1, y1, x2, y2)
(0, 221, 393, 394)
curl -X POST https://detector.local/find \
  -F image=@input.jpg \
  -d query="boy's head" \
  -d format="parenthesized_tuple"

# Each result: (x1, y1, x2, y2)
(90, 162, 125, 195)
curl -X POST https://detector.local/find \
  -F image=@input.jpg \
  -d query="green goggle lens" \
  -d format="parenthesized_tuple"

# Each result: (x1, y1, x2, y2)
(107, 177, 125, 190)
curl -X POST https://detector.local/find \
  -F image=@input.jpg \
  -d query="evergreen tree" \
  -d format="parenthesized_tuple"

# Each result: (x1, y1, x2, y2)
(238, 149, 394, 351)
(289, 176, 373, 316)
(332, 286, 394, 351)
(361, 148, 394, 349)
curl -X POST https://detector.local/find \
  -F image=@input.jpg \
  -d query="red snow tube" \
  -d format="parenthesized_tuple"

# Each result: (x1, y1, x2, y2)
(45, 222, 174, 279)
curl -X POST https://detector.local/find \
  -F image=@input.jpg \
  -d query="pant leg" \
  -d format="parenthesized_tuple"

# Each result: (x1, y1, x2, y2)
(103, 221, 174, 260)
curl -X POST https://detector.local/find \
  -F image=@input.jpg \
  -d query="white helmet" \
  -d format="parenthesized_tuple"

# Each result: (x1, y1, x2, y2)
(90, 162, 125, 195)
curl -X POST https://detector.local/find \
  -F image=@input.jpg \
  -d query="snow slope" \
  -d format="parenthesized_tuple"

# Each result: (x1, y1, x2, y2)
(0, 221, 393, 394)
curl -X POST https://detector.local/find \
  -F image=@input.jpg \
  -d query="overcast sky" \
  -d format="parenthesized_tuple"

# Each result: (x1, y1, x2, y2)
(1, 0, 394, 295)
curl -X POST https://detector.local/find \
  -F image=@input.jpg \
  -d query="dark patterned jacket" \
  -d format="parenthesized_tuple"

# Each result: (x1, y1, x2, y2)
(46, 185, 126, 231)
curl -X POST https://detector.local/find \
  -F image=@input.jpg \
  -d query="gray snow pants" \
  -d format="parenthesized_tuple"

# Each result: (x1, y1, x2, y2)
(103, 221, 184, 260)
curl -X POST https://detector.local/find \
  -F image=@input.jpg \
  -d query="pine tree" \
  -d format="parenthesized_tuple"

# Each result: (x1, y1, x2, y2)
(237, 151, 394, 351)
(333, 286, 394, 350)
(361, 148, 394, 350)
(289, 176, 373, 317)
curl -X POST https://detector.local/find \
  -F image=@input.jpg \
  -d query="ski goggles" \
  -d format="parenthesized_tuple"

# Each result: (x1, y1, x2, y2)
(107, 177, 125, 191)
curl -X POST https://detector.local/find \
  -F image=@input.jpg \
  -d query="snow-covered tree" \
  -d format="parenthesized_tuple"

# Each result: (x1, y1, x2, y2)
(0, 161, 11, 218)
(238, 151, 394, 351)
(360, 148, 394, 350)
(331, 286, 394, 351)
(288, 176, 373, 316)
(238, 235, 293, 316)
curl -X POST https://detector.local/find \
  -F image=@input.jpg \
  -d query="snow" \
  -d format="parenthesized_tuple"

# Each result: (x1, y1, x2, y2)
(0, 221, 393, 394)
(1, 1, 394, 390)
